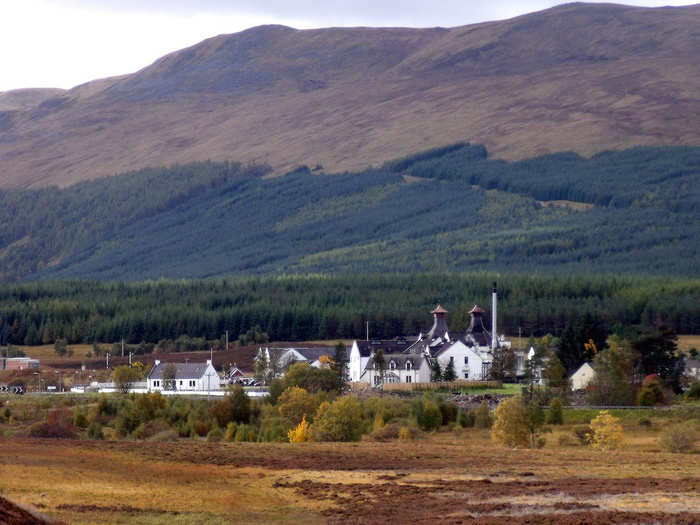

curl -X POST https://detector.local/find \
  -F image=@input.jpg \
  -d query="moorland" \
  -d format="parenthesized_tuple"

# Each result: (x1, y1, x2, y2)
(1, 3, 699, 187)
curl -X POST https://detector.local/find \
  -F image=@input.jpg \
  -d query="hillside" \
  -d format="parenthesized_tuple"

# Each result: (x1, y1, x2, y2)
(1, 3, 699, 187)
(0, 143, 697, 282)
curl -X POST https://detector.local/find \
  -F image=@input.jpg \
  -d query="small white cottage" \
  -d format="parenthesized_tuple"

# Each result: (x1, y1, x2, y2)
(570, 362, 596, 390)
(147, 360, 220, 392)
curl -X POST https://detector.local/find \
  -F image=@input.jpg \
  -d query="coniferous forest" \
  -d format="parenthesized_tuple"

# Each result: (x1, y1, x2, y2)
(0, 143, 697, 282)
(0, 274, 698, 346)
(0, 143, 698, 343)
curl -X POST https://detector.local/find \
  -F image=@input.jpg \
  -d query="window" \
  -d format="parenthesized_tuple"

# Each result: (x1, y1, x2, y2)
(389, 360, 396, 370)
(374, 375, 382, 386)
(153, 380, 160, 387)
(406, 361, 413, 370)
(464, 372, 469, 379)
(405, 376, 412, 383)
(189, 380, 196, 387)
(464, 356, 468, 364)
(179, 380, 183, 386)
(449, 356, 454, 364)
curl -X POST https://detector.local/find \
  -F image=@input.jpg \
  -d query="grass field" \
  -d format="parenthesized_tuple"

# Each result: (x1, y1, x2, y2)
(1, 418, 698, 524)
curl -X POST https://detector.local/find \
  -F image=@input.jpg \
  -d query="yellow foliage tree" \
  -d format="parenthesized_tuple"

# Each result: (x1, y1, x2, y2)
(318, 355, 334, 369)
(589, 410, 624, 450)
(288, 416, 313, 443)
(278, 386, 317, 426)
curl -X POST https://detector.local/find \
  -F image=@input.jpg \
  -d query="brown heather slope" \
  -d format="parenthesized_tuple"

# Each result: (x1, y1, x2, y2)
(1, 2, 699, 188)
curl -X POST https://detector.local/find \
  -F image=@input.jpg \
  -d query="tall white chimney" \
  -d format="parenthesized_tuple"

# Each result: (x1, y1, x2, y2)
(491, 282, 497, 350)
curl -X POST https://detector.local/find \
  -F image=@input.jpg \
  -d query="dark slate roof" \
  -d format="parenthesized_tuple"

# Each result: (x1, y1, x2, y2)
(289, 347, 336, 361)
(355, 338, 417, 357)
(148, 362, 213, 380)
(366, 353, 424, 370)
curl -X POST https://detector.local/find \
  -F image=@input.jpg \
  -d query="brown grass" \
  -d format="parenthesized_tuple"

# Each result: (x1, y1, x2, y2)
(678, 335, 700, 353)
(1, 423, 698, 524)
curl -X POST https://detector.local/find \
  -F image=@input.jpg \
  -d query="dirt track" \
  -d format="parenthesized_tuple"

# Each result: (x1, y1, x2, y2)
(277, 478, 700, 524)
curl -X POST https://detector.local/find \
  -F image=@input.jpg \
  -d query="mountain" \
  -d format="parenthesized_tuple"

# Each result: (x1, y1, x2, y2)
(0, 143, 698, 282)
(1, 3, 699, 188)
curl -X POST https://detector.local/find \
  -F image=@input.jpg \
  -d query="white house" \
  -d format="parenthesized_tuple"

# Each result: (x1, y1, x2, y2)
(352, 303, 512, 385)
(257, 346, 337, 373)
(684, 359, 700, 382)
(570, 362, 596, 390)
(147, 360, 220, 393)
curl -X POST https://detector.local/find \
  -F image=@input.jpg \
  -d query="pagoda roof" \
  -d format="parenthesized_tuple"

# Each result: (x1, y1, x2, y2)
(469, 305, 485, 315)
(431, 304, 448, 315)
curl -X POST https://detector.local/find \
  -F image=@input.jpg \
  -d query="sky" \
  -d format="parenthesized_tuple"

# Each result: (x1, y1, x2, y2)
(0, 1, 694, 92)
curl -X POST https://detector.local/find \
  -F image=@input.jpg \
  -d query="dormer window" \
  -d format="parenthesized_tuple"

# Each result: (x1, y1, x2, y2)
(389, 360, 397, 370)
(406, 361, 413, 370)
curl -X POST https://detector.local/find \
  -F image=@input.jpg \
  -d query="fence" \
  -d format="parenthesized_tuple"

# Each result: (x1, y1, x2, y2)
(381, 380, 502, 392)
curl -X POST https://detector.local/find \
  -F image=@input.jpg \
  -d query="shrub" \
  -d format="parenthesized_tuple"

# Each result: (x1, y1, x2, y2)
(573, 425, 593, 445)
(234, 424, 257, 442)
(224, 422, 237, 442)
(28, 409, 76, 439)
(208, 385, 251, 427)
(474, 401, 492, 428)
(686, 381, 700, 400)
(258, 416, 291, 442)
(637, 376, 666, 406)
(86, 421, 104, 440)
(457, 409, 475, 428)
(589, 410, 624, 450)
(438, 400, 458, 425)
(369, 421, 422, 441)
(3, 407, 11, 419)
(206, 426, 224, 442)
(73, 407, 89, 429)
(288, 416, 313, 443)
(421, 400, 442, 432)
(637, 417, 652, 428)
(659, 422, 698, 453)
(398, 426, 413, 440)
(372, 413, 385, 432)
(313, 396, 363, 442)
(546, 398, 563, 425)
(132, 419, 172, 440)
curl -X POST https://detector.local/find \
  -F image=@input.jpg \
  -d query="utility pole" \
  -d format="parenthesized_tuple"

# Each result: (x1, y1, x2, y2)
(129, 352, 132, 367)
(225, 330, 229, 352)
(366, 321, 369, 341)
(121, 338, 124, 357)
(106, 352, 110, 369)
(518, 327, 522, 350)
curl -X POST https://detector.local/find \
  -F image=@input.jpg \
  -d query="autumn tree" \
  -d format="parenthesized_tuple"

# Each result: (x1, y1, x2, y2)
(278, 386, 318, 426)
(491, 396, 545, 448)
(162, 363, 177, 391)
(588, 410, 624, 450)
(113, 365, 140, 394)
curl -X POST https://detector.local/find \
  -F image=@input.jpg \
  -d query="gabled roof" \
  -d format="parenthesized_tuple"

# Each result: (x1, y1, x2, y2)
(366, 353, 424, 370)
(354, 338, 416, 357)
(148, 362, 214, 380)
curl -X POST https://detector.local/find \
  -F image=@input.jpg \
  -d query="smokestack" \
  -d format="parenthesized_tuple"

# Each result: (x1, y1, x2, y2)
(491, 282, 497, 350)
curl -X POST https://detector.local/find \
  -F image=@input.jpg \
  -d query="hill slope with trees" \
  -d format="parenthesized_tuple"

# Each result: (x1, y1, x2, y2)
(0, 143, 698, 282)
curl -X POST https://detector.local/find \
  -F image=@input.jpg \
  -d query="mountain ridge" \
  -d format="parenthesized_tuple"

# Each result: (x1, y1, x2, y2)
(1, 2, 699, 188)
